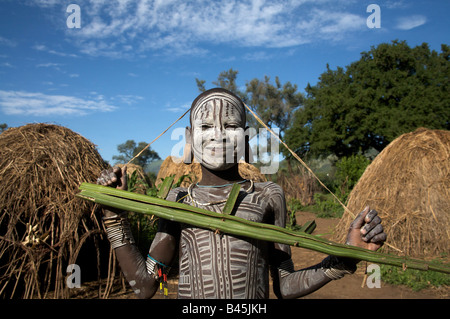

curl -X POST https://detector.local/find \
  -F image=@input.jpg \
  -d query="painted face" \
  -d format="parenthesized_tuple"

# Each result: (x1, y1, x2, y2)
(190, 91, 246, 171)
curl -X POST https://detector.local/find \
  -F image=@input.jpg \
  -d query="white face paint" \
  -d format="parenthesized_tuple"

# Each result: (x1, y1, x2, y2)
(190, 94, 246, 171)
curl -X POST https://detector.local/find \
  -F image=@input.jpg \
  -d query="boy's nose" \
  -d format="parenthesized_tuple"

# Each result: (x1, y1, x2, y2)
(213, 127, 226, 140)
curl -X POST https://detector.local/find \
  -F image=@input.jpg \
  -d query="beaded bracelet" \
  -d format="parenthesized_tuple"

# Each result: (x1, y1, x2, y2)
(146, 254, 170, 297)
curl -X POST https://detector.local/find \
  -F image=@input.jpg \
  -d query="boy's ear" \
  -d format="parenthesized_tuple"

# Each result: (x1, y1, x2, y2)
(185, 126, 192, 144)
(183, 126, 193, 164)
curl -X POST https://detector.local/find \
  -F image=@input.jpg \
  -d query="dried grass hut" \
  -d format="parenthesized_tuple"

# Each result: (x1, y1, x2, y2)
(332, 128, 449, 259)
(0, 123, 111, 298)
(156, 156, 267, 187)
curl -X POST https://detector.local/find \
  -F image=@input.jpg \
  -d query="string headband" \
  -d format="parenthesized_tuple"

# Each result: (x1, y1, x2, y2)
(190, 88, 246, 126)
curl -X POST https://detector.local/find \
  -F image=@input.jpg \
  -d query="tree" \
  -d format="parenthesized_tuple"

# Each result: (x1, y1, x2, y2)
(0, 123, 8, 133)
(196, 68, 243, 98)
(284, 40, 450, 159)
(245, 76, 303, 136)
(212, 68, 240, 94)
(112, 140, 160, 167)
(196, 69, 303, 136)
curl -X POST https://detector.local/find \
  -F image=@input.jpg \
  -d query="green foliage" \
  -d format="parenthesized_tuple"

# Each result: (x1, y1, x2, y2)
(284, 40, 450, 159)
(0, 123, 7, 133)
(244, 75, 304, 136)
(126, 170, 147, 193)
(128, 211, 158, 254)
(333, 154, 370, 201)
(196, 68, 304, 137)
(296, 155, 368, 219)
(195, 78, 206, 92)
(126, 170, 157, 253)
(146, 174, 191, 197)
(212, 68, 240, 94)
(127, 173, 189, 254)
(286, 198, 305, 230)
(113, 139, 160, 167)
(313, 193, 344, 218)
(380, 256, 450, 291)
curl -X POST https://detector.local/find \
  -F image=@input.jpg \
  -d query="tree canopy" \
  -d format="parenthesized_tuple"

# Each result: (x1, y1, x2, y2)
(0, 123, 8, 133)
(196, 69, 303, 137)
(112, 140, 160, 167)
(284, 40, 450, 159)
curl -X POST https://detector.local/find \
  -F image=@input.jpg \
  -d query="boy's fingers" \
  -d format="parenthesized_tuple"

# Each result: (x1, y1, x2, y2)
(350, 206, 370, 230)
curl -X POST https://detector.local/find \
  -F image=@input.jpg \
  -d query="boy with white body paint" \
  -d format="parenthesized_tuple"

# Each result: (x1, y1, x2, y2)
(97, 88, 386, 299)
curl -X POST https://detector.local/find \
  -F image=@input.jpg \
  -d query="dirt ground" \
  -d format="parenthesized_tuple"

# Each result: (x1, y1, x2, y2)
(72, 211, 448, 300)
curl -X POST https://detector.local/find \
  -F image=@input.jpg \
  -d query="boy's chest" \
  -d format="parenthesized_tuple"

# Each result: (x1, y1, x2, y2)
(186, 188, 272, 224)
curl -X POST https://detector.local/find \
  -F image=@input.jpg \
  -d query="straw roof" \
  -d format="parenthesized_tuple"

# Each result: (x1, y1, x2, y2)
(332, 128, 450, 258)
(0, 123, 111, 298)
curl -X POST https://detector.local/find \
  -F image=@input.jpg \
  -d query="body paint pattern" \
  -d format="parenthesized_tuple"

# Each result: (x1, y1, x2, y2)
(190, 91, 247, 171)
(167, 181, 286, 299)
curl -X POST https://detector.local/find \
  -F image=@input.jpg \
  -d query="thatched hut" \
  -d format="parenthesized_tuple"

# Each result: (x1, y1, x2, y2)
(0, 123, 111, 298)
(332, 128, 449, 259)
(156, 156, 267, 187)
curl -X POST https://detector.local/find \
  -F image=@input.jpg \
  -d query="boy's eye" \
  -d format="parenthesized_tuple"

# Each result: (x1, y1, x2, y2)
(201, 124, 213, 130)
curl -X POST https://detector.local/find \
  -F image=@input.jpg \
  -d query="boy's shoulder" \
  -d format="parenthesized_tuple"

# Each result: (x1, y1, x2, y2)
(253, 181, 285, 194)
(166, 186, 188, 202)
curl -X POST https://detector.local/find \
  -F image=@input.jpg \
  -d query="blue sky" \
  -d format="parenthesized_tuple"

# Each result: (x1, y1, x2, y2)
(0, 0, 448, 166)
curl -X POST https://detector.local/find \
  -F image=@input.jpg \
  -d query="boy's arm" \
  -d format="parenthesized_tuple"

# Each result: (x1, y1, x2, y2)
(268, 183, 355, 299)
(97, 166, 179, 299)
(270, 184, 386, 299)
(108, 217, 179, 299)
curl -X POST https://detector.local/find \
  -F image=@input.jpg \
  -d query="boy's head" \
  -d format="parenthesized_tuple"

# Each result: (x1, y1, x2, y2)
(189, 88, 246, 127)
(187, 88, 247, 171)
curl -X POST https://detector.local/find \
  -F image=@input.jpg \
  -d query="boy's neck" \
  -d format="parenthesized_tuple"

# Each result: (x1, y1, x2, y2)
(198, 164, 244, 186)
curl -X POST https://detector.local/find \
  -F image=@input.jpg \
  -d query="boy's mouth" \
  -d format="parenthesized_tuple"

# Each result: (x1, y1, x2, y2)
(204, 143, 234, 156)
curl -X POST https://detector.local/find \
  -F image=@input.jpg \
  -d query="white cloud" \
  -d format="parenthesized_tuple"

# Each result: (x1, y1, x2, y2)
(165, 102, 191, 113)
(30, 0, 60, 7)
(53, 0, 366, 58)
(0, 36, 17, 47)
(319, 11, 366, 35)
(396, 15, 427, 30)
(36, 62, 62, 68)
(0, 90, 118, 116)
(1, 62, 14, 68)
(243, 51, 273, 61)
(385, 0, 407, 9)
(33, 44, 78, 58)
(113, 94, 144, 105)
